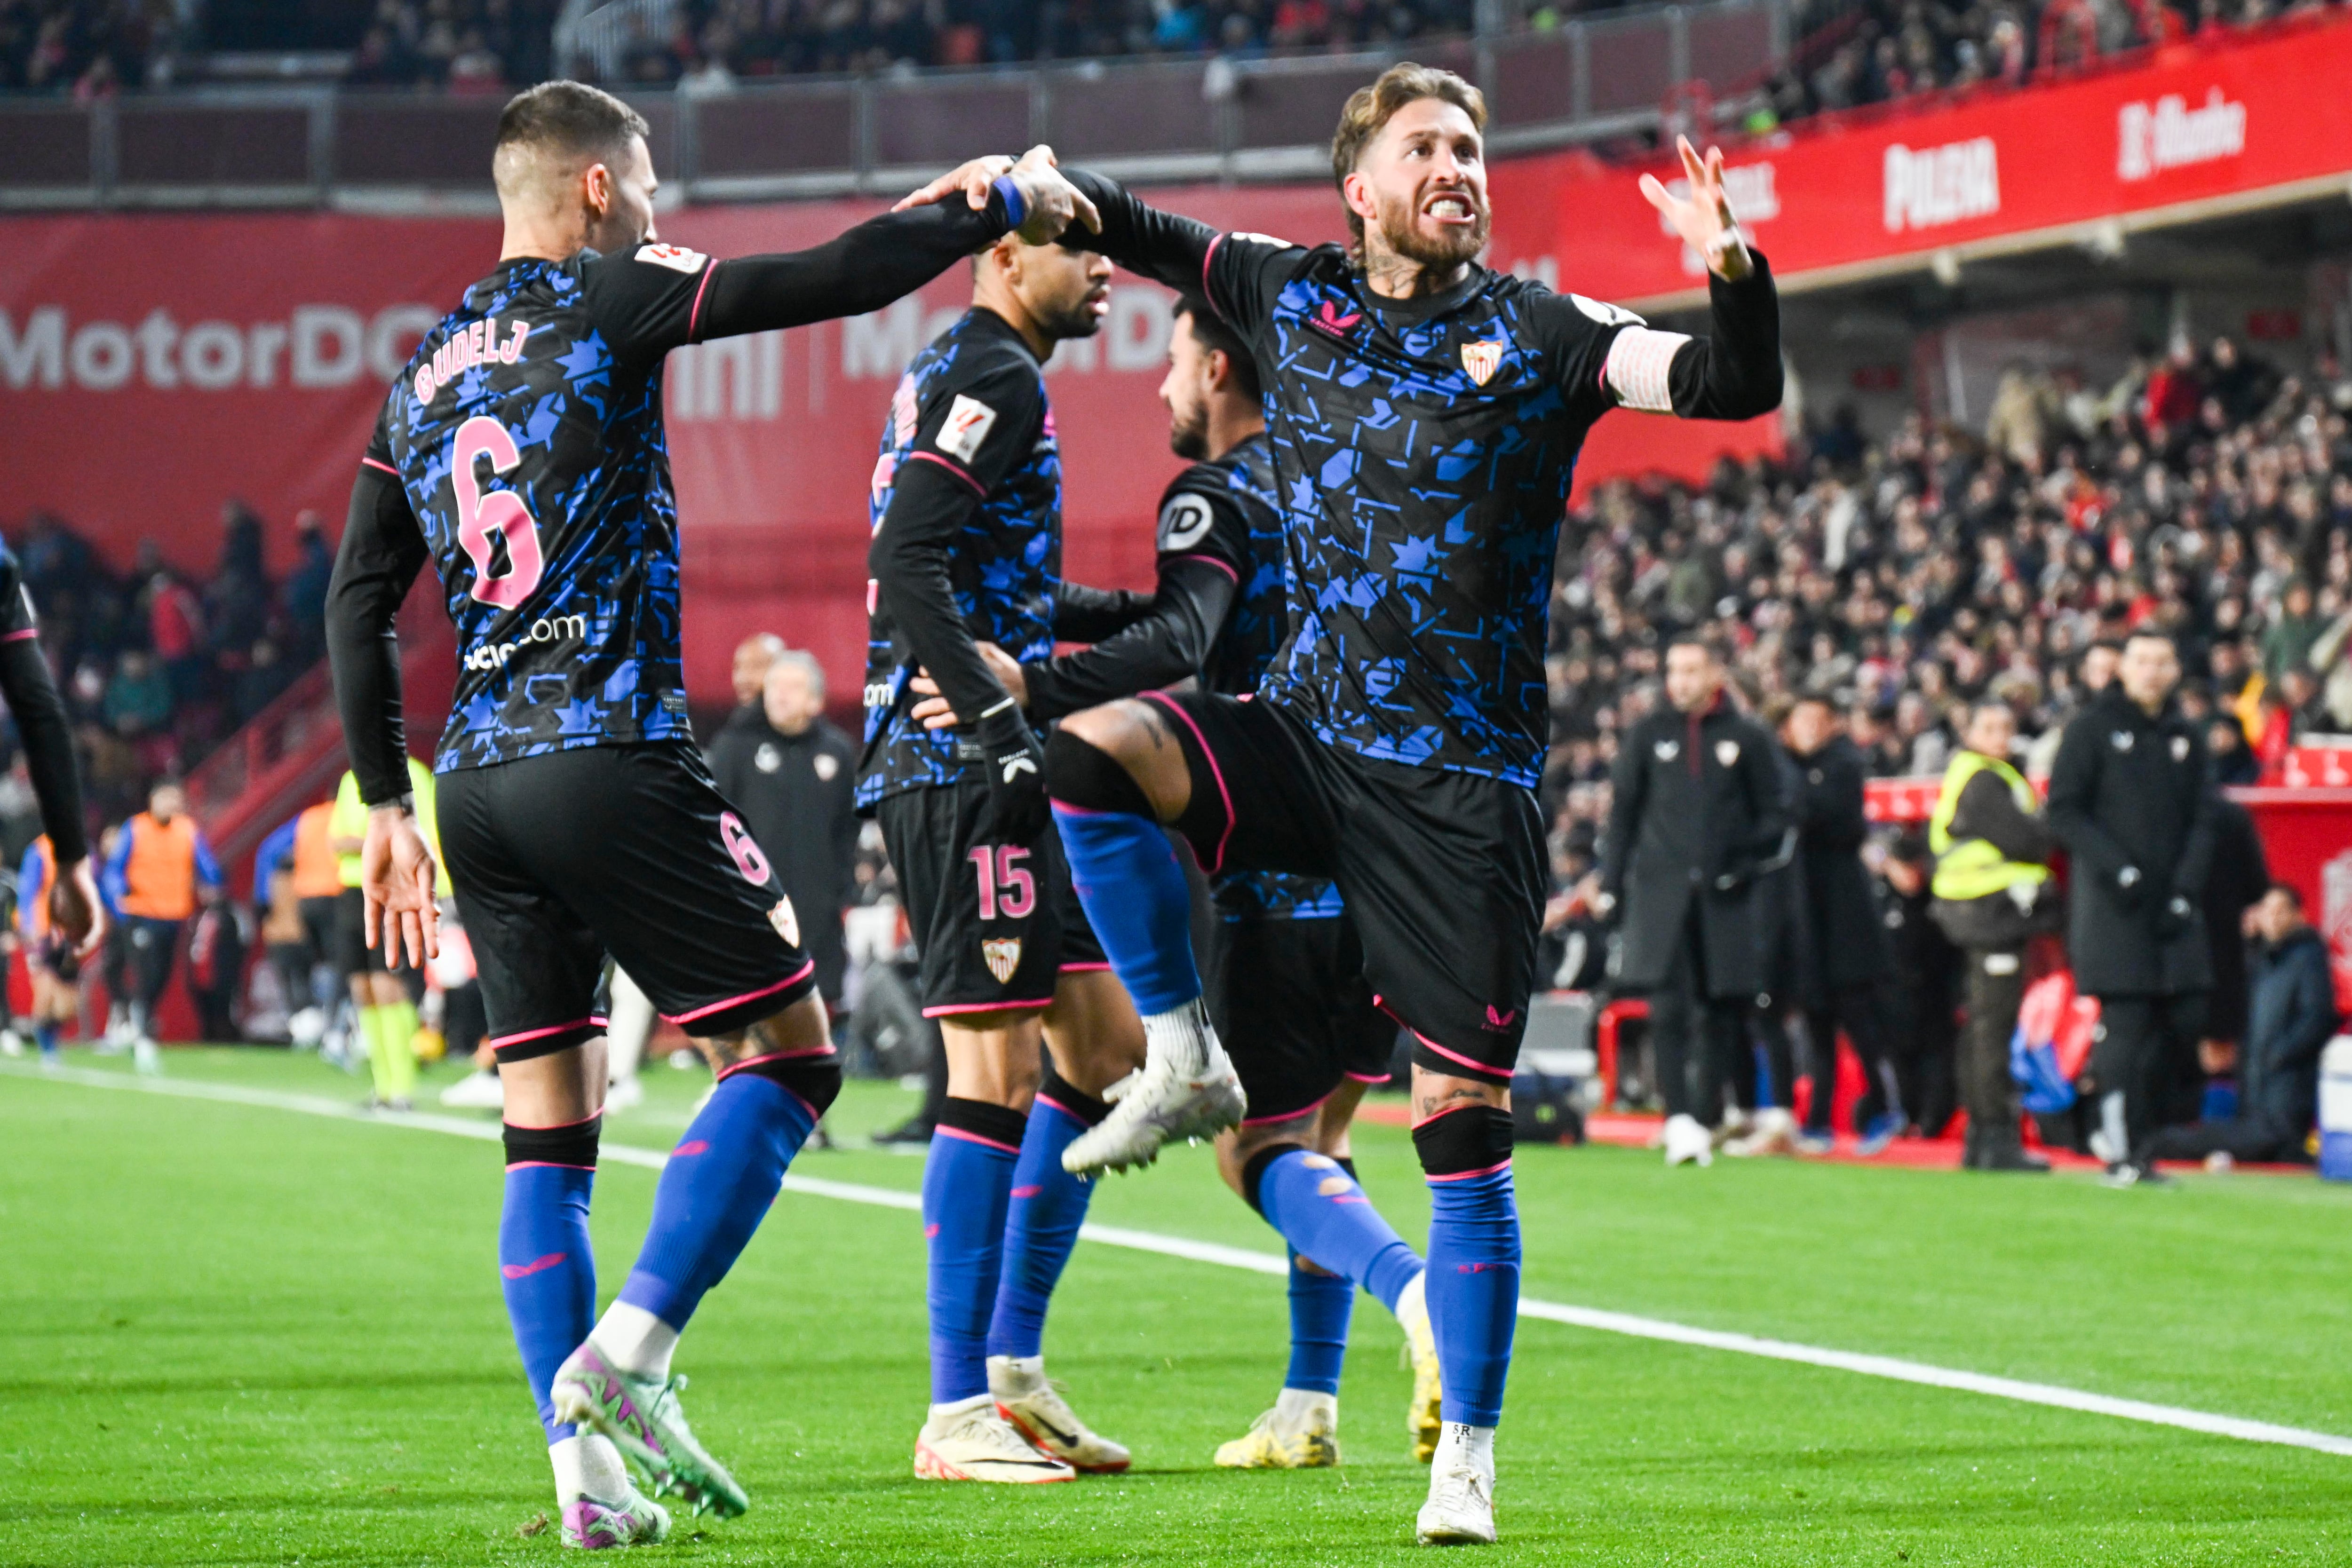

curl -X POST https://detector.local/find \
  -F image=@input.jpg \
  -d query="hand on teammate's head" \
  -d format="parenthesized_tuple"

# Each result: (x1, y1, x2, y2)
(895, 145, 1098, 245)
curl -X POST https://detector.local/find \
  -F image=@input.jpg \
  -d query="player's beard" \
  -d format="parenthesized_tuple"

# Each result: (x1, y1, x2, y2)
(1168, 398, 1209, 460)
(1374, 186, 1491, 271)
(1041, 294, 1108, 344)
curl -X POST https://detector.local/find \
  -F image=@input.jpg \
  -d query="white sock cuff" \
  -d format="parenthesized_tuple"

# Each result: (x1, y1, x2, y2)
(929, 1391, 995, 1421)
(593, 1301, 680, 1381)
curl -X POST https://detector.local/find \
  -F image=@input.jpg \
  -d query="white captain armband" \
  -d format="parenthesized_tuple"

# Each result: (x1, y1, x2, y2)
(1602, 326, 1692, 414)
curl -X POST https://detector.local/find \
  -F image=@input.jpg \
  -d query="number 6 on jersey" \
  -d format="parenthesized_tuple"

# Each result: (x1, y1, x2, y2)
(452, 415, 544, 610)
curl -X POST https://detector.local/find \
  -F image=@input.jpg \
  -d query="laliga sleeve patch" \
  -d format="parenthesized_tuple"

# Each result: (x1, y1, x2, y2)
(936, 394, 999, 464)
(635, 243, 709, 274)
(1156, 493, 1215, 553)
(1569, 293, 1646, 327)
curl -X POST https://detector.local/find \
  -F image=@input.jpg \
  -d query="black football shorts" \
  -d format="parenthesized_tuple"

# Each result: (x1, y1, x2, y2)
(1206, 907, 1395, 1123)
(436, 742, 816, 1062)
(876, 778, 1107, 1019)
(1144, 691, 1543, 1082)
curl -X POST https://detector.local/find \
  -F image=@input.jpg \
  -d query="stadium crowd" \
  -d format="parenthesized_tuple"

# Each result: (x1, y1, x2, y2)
(1543, 332, 2352, 839)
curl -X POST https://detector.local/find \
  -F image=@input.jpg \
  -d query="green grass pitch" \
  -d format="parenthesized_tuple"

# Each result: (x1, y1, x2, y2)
(4, 1045, 2350, 1565)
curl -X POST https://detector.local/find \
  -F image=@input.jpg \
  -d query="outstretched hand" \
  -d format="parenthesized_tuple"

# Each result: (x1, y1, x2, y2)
(361, 805, 440, 970)
(896, 144, 1101, 246)
(1639, 136, 1751, 281)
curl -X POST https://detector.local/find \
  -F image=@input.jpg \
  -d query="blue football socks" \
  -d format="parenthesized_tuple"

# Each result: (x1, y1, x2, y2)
(500, 1132, 600, 1443)
(1425, 1165, 1520, 1427)
(923, 1097, 1026, 1404)
(987, 1081, 1106, 1362)
(1051, 804, 1201, 1014)
(616, 1072, 816, 1331)
(1255, 1149, 1425, 1312)
(1285, 1250, 1353, 1394)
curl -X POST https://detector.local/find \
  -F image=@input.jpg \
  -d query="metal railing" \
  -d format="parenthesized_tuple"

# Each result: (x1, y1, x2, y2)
(0, 0, 1786, 210)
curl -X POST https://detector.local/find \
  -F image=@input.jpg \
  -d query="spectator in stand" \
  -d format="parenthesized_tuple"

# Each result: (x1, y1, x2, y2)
(1597, 636, 1789, 1169)
(2264, 578, 2324, 681)
(2048, 632, 2216, 1188)
(1928, 701, 2060, 1172)
(2148, 883, 2337, 1168)
(707, 649, 859, 1012)
(101, 779, 223, 1074)
(255, 817, 313, 1044)
(2208, 714, 2260, 786)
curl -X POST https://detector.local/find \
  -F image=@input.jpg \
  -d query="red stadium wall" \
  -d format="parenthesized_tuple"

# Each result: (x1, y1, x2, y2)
(10, 8, 2352, 702)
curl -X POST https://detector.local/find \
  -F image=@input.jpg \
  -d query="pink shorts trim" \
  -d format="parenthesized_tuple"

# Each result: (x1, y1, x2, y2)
(1051, 802, 1112, 818)
(1241, 1089, 1331, 1127)
(360, 456, 400, 476)
(1344, 1069, 1391, 1084)
(1412, 1029, 1514, 1082)
(490, 1016, 606, 1051)
(503, 1160, 597, 1172)
(1141, 691, 1234, 874)
(936, 1124, 1023, 1155)
(0, 628, 38, 644)
(715, 1043, 838, 1081)
(924, 996, 1053, 1018)
(663, 962, 815, 1026)
(1057, 961, 1113, 973)
(1033, 1093, 1074, 1119)
(1426, 1158, 1514, 1183)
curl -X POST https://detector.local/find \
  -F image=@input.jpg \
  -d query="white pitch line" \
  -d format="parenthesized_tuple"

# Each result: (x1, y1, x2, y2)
(11, 1060, 2352, 1458)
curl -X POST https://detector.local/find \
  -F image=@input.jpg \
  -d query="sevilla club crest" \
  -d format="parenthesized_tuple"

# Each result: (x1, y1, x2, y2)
(982, 937, 1023, 985)
(1461, 340, 1504, 386)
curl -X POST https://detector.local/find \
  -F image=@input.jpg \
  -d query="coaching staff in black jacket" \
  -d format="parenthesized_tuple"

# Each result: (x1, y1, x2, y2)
(2047, 630, 2218, 1187)
(1599, 635, 1789, 1166)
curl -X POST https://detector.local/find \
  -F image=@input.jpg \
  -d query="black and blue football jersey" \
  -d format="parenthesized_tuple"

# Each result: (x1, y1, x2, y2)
(363, 242, 716, 772)
(857, 308, 1062, 808)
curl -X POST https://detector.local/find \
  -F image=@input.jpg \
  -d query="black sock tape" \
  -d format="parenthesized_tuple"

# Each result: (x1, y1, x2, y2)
(503, 1116, 602, 1170)
(1411, 1106, 1514, 1178)
(1239, 1141, 1310, 1214)
(1335, 1156, 1359, 1182)
(938, 1095, 1032, 1150)
(1037, 1060, 1110, 1127)
(1043, 729, 1155, 818)
(733, 1053, 844, 1117)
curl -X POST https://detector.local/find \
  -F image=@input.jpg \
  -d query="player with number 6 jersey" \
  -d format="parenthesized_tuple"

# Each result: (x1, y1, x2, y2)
(326, 80, 1098, 1544)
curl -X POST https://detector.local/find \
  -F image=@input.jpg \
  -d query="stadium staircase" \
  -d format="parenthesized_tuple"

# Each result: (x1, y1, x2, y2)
(189, 585, 454, 896)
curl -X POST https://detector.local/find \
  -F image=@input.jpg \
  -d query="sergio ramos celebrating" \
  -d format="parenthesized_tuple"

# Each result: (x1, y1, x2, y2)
(905, 63, 1782, 1544)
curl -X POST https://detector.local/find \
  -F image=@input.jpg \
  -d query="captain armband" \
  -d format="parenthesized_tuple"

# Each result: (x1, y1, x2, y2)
(1602, 327, 1692, 414)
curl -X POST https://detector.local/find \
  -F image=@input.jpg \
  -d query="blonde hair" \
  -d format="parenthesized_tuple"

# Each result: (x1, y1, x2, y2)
(1329, 62, 1488, 249)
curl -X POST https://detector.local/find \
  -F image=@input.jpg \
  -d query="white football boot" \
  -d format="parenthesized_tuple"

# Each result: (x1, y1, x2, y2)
(1662, 1113, 1713, 1167)
(989, 1356, 1130, 1473)
(914, 1394, 1076, 1483)
(1061, 1000, 1244, 1174)
(1215, 1388, 1340, 1469)
(1415, 1422, 1498, 1545)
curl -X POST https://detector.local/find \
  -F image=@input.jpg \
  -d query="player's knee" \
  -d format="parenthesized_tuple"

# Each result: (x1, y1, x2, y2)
(1043, 720, 1156, 818)
(1237, 1138, 1315, 1214)
(726, 1008, 844, 1115)
(1410, 1104, 1514, 1180)
(503, 1114, 602, 1169)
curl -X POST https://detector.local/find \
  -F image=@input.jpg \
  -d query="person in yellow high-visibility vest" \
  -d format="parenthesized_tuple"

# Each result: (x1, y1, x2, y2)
(1926, 701, 2063, 1172)
(331, 758, 446, 1109)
